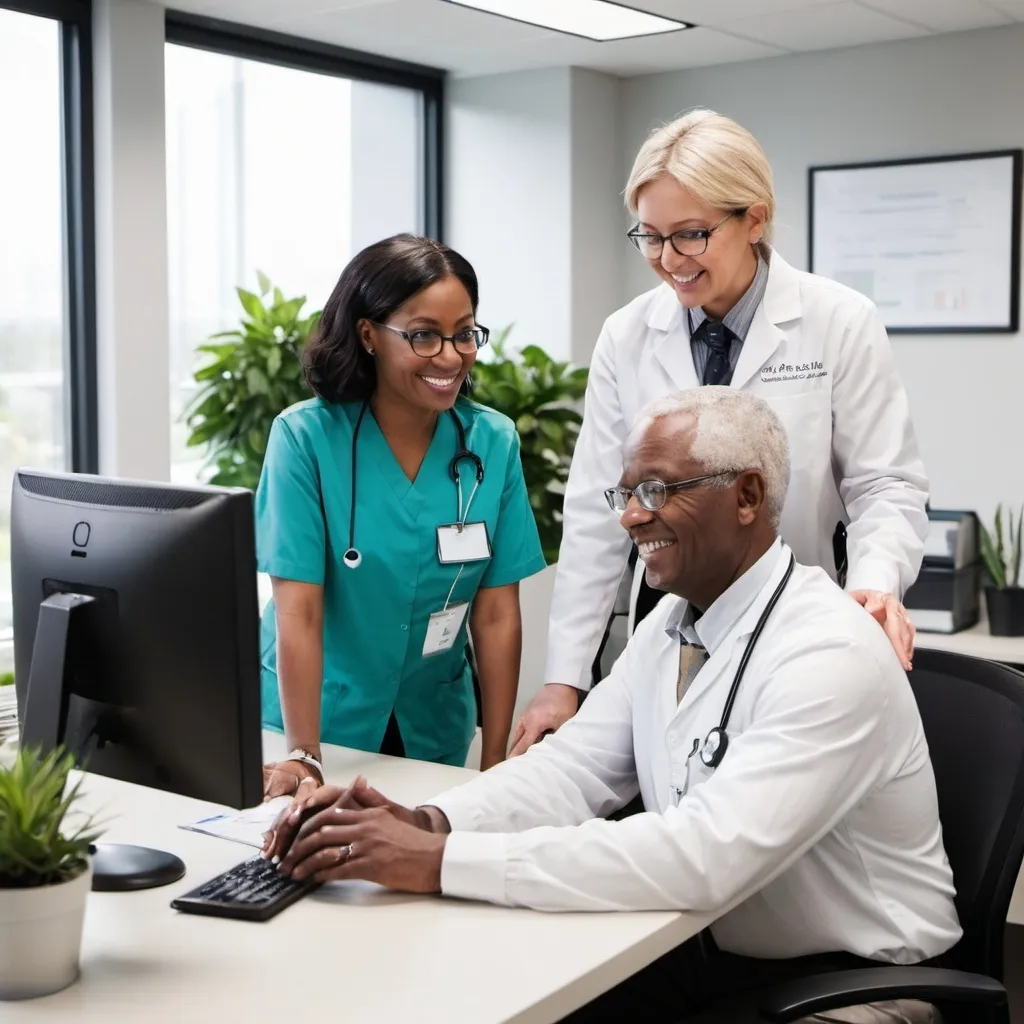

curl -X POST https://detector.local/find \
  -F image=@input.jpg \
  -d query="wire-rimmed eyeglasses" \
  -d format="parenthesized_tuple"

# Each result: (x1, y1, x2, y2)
(604, 471, 739, 513)
(626, 210, 745, 260)
(372, 323, 490, 358)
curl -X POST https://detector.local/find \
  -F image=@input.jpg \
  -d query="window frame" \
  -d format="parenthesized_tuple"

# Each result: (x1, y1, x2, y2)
(164, 10, 447, 241)
(2, 0, 99, 473)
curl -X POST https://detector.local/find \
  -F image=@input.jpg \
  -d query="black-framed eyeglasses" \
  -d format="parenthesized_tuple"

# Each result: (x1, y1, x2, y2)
(626, 210, 745, 260)
(604, 471, 738, 513)
(372, 322, 490, 358)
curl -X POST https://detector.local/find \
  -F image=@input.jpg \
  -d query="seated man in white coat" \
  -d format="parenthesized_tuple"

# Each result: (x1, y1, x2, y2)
(265, 387, 961, 1021)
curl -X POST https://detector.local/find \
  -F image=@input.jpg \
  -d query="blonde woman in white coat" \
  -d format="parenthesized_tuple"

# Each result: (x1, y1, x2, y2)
(511, 109, 926, 755)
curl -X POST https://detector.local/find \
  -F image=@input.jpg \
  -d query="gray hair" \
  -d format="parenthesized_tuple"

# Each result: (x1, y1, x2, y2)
(630, 387, 790, 530)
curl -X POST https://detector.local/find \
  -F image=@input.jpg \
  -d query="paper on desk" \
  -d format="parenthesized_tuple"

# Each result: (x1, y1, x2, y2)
(179, 796, 292, 848)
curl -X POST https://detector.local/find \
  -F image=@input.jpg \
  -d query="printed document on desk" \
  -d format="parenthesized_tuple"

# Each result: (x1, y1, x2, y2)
(180, 796, 291, 848)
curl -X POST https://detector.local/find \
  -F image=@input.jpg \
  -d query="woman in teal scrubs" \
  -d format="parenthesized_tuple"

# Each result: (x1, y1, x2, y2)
(258, 234, 546, 798)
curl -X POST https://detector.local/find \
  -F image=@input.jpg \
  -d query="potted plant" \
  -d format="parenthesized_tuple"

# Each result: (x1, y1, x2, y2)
(0, 672, 16, 766)
(185, 272, 320, 490)
(979, 503, 1024, 637)
(470, 327, 588, 563)
(0, 746, 101, 1000)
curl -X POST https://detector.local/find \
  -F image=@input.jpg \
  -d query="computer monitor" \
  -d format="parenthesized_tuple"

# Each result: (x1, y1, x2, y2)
(10, 469, 263, 891)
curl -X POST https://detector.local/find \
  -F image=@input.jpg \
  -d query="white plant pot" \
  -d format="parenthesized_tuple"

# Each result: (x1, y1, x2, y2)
(0, 860, 92, 1000)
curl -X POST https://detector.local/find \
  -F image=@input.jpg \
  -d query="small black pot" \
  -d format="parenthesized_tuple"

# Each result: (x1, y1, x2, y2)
(985, 587, 1024, 637)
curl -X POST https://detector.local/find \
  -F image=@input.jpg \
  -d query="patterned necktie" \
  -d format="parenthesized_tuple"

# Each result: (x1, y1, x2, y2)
(699, 320, 734, 387)
(677, 643, 709, 704)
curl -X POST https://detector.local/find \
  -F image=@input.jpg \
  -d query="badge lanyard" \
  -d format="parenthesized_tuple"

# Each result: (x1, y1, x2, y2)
(335, 401, 487, 658)
(425, 427, 490, 658)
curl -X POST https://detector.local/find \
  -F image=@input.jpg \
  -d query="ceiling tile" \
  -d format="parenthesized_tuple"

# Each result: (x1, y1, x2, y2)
(728, 0, 928, 50)
(183, 0, 391, 21)
(987, 0, 1024, 19)
(566, 26, 786, 76)
(152, 0, 1021, 76)
(272, 6, 783, 77)
(269, 0, 552, 48)
(637, 0, 844, 29)
(857, 0, 1013, 31)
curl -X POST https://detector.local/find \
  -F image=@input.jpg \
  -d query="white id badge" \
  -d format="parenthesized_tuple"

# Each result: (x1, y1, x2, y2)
(422, 602, 469, 657)
(436, 522, 491, 564)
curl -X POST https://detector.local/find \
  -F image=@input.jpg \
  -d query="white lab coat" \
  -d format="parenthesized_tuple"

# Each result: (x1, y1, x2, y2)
(545, 252, 929, 690)
(434, 543, 961, 964)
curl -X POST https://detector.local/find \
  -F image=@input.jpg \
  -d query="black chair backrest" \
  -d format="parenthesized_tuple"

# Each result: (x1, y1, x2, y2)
(909, 648, 1024, 978)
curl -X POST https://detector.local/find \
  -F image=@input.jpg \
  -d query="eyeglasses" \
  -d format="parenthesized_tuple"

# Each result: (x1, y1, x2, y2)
(372, 323, 490, 358)
(604, 471, 738, 513)
(626, 210, 745, 260)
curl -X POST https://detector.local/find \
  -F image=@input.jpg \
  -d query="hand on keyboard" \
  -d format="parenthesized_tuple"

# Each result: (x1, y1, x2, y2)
(171, 855, 319, 922)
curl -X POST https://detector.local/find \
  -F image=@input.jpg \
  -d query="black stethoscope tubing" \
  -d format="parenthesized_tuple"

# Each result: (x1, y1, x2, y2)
(342, 401, 484, 569)
(699, 552, 796, 768)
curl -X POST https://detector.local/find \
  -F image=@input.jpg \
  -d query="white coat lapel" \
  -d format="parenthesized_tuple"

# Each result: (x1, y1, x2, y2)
(730, 253, 802, 391)
(647, 284, 700, 392)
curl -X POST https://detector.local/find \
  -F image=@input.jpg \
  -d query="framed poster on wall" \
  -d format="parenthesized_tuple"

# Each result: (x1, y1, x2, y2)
(809, 149, 1022, 333)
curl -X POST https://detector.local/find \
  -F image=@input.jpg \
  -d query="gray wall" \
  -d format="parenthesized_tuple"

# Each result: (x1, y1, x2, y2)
(620, 23, 1024, 523)
(446, 69, 574, 359)
(446, 68, 624, 365)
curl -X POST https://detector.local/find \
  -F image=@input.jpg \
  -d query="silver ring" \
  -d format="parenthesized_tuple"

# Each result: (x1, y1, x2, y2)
(338, 843, 353, 862)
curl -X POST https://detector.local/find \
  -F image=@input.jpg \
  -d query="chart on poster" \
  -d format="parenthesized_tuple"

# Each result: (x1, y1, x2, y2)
(810, 151, 1021, 333)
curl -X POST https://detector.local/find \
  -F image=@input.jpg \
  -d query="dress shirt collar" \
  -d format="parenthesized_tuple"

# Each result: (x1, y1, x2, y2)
(688, 254, 770, 342)
(665, 537, 785, 654)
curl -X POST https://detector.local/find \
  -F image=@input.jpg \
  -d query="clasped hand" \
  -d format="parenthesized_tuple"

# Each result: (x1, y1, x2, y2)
(260, 778, 447, 894)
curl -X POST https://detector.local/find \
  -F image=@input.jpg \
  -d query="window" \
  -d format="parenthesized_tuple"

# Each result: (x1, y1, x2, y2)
(0, 0, 95, 670)
(165, 22, 442, 483)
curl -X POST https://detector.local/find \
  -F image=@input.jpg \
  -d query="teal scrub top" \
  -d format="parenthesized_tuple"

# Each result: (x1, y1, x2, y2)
(256, 396, 547, 766)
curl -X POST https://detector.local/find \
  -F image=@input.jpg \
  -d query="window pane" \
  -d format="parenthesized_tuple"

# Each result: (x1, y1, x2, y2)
(166, 44, 425, 484)
(0, 10, 66, 661)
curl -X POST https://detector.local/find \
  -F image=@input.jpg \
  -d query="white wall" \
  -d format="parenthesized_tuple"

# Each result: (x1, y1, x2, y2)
(446, 67, 623, 366)
(569, 68, 629, 367)
(621, 24, 1024, 526)
(447, 68, 573, 359)
(93, 0, 171, 479)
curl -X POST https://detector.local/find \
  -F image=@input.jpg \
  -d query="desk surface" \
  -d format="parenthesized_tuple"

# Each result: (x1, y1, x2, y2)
(6, 734, 707, 1023)
(913, 613, 1024, 665)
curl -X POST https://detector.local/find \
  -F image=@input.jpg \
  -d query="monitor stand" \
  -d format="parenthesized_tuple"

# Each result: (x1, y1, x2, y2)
(21, 592, 187, 892)
(90, 844, 185, 891)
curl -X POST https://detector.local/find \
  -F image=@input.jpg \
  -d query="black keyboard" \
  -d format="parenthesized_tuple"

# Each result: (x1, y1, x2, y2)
(171, 855, 320, 921)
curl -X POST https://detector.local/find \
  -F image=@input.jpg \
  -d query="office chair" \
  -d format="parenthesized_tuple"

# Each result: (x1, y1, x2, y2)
(758, 647, 1024, 1024)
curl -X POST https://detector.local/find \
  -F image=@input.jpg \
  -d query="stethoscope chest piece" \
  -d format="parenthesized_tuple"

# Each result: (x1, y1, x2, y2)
(342, 402, 482, 572)
(700, 727, 728, 768)
(694, 552, 795, 772)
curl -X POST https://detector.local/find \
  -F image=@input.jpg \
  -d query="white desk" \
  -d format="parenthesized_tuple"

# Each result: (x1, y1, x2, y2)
(5, 733, 710, 1023)
(913, 613, 1024, 665)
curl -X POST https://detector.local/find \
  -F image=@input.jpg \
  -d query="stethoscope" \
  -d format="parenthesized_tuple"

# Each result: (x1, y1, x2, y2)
(342, 401, 485, 569)
(695, 552, 796, 769)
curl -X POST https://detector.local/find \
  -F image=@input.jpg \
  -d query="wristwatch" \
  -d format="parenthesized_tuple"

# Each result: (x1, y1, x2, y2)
(285, 747, 324, 782)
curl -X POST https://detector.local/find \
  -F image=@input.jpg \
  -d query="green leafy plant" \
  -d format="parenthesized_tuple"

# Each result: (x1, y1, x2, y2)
(471, 327, 588, 562)
(979, 504, 1023, 590)
(0, 673, 12, 687)
(185, 273, 320, 490)
(0, 746, 101, 888)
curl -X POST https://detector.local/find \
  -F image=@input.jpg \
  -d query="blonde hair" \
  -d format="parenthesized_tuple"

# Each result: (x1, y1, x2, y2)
(632, 387, 791, 530)
(625, 109, 775, 263)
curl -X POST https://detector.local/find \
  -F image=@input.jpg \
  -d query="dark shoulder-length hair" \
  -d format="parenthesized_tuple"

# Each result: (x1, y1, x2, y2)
(303, 233, 480, 404)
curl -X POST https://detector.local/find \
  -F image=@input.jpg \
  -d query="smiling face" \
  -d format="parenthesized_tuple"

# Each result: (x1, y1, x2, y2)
(359, 275, 478, 414)
(635, 173, 766, 321)
(619, 411, 769, 609)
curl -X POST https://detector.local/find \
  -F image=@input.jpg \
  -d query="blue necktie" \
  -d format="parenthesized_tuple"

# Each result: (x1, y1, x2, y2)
(700, 320, 734, 387)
